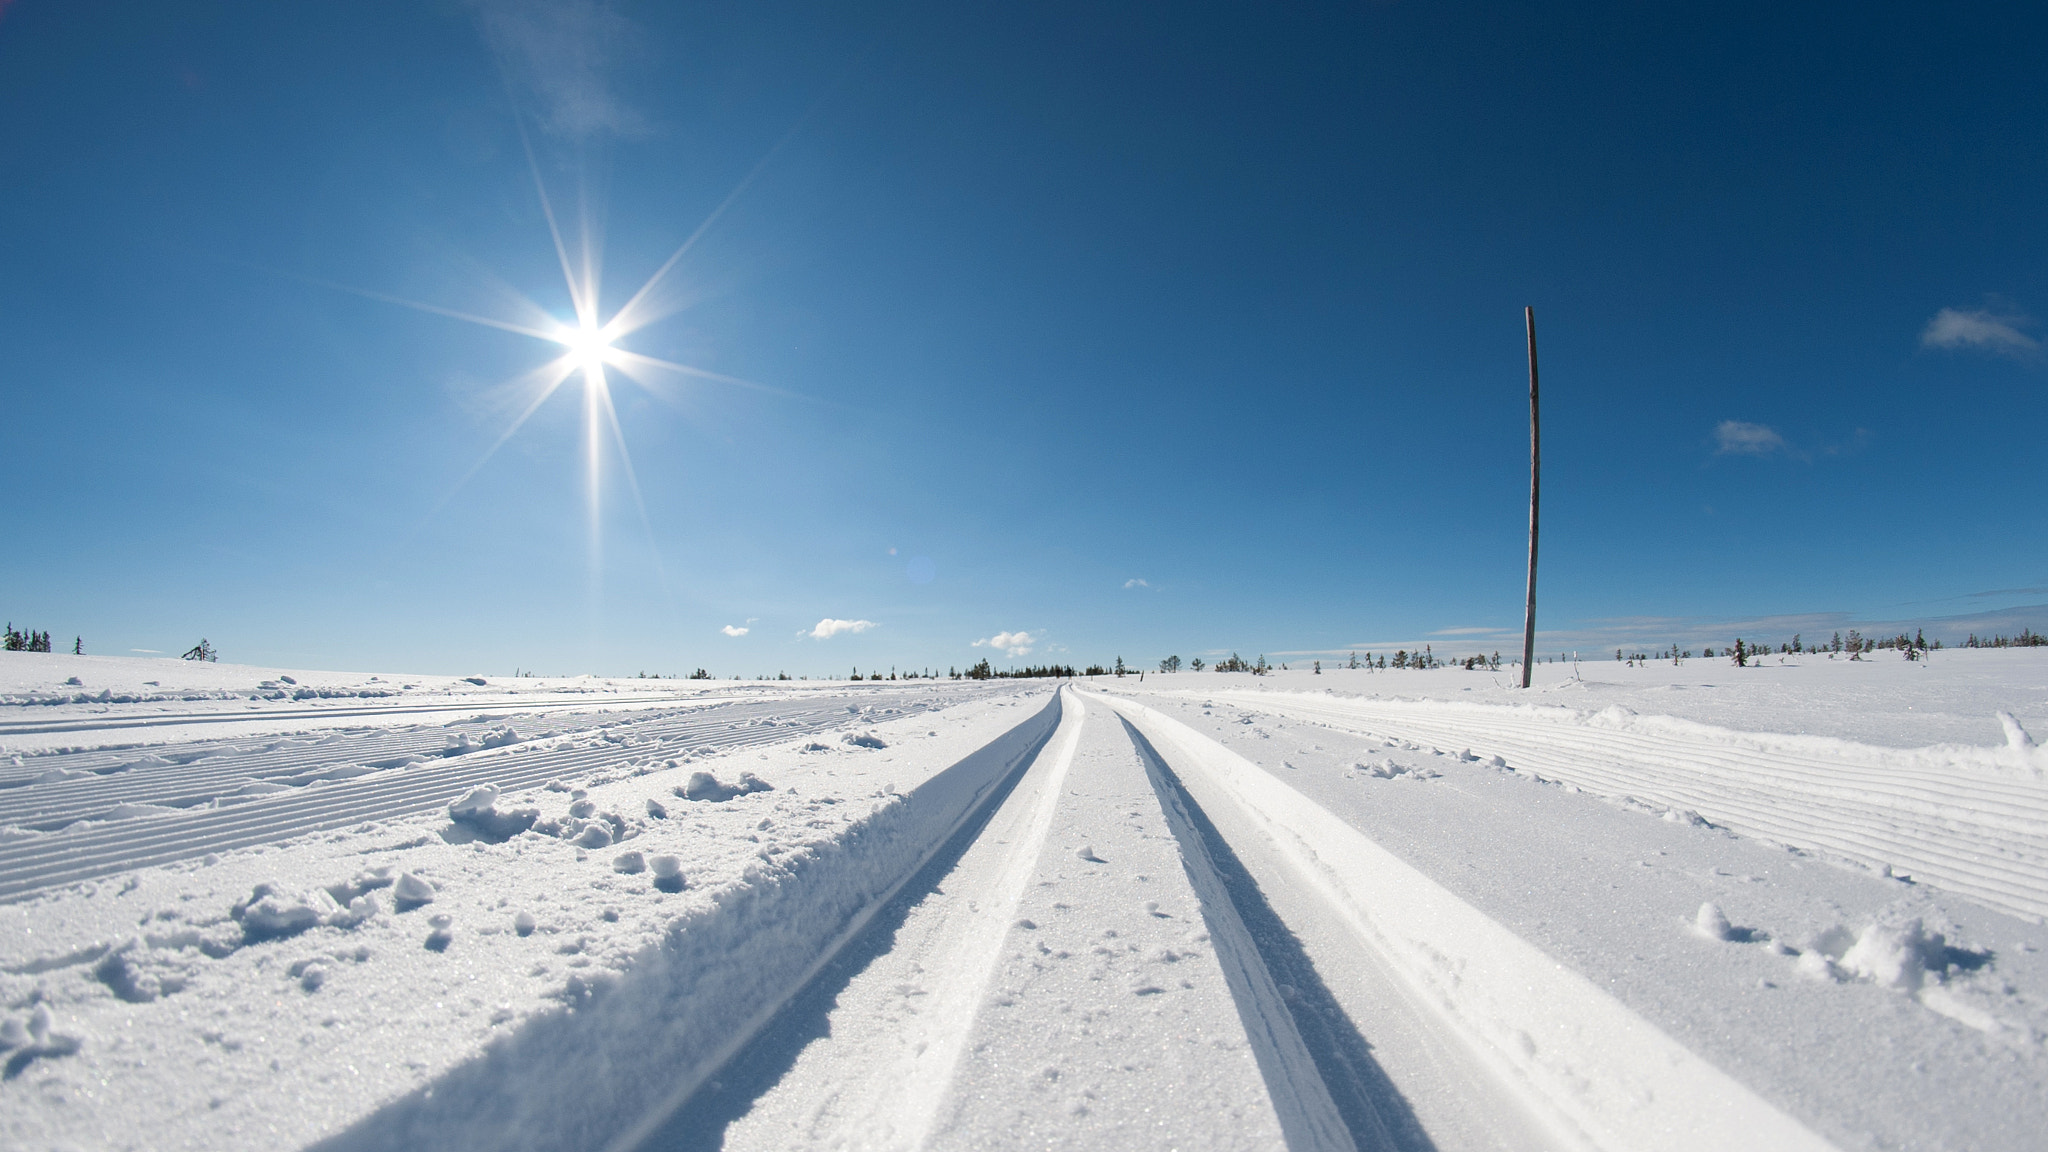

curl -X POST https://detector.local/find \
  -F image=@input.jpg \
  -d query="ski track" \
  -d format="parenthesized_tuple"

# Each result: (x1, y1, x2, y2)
(15, 675, 1971, 1150)
(669, 689, 1836, 1152)
(706, 687, 1091, 1151)
(1174, 688, 2048, 923)
(0, 690, 698, 740)
(0, 692, 986, 904)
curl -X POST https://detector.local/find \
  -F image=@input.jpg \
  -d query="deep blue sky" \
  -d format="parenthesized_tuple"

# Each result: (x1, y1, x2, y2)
(3, 1, 2044, 675)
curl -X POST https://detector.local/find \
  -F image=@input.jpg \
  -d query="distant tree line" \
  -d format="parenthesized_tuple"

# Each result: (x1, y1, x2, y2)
(961, 660, 1080, 680)
(1716, 630, 1943, 666)
(1963, 629, 2046, 648)
(4, 624, 54, 653)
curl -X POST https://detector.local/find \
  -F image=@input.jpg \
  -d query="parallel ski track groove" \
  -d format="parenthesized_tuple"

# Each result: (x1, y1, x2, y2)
(0, 691, 696, 741)
(1198, 691, 2048, 922)
(1, 699, 878, 830)
(0, 693, 974, 904)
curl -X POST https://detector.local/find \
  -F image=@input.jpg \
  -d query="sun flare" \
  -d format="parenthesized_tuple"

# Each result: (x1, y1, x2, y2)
(556, 322, 613, 374)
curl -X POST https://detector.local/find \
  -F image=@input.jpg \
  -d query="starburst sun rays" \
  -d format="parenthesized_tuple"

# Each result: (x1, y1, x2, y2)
(327, 131, 790, 587)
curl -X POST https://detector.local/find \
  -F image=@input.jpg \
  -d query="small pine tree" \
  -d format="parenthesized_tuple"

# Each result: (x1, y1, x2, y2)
(1731, 638, 1747, 667)
(73, 636, 83, 655)
(1312, 660, 1321, 674)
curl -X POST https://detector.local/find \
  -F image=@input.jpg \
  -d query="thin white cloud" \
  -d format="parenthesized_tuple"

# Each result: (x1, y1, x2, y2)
(808, 618, 876, 640)
(1715, 420, 1787, 455)
(129, 648, 161, 654)
(1921, 306, 2037, 357)
(973, 630, 1035, 657)
(1123, 578, 1150, 589)
(1429, 627, 1501, 636)
(720, 625, 748, 637)
(469, 0, 646, 138)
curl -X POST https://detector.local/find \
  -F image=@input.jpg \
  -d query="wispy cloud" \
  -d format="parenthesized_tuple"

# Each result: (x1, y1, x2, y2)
(1921, 304, 2038, 358)
(1970, 586, 2048, 600)
(1715, 420, 1787, 456)
(1429, 626, 1501, 636)
(469, 0, 646, 138)
(808, 618, 875, 640)
(720, 625, 748, 637)
(1123, 578, 1150, 589)
(129, 648, 160, 654)
(974, 630, 1035, 657)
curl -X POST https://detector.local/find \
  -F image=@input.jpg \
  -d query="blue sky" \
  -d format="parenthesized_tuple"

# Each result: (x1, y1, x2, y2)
(2, 1, 2044, 676)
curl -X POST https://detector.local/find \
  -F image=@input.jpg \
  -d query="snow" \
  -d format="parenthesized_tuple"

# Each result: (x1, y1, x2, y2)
(2, 651, 2046, 1150)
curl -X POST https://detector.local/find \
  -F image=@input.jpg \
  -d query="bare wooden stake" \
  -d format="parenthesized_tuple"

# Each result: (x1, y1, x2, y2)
(1521, 306, 1541, 689)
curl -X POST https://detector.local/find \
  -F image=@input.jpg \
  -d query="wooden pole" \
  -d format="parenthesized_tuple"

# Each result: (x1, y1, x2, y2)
(1521, 306, 1541, 689)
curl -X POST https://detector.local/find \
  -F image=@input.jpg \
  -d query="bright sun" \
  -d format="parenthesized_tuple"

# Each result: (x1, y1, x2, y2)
(557, 323, 612, 373)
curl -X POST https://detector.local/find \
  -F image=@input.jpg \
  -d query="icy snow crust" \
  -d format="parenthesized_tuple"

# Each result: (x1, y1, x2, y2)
(2, 653, 2046, 1151)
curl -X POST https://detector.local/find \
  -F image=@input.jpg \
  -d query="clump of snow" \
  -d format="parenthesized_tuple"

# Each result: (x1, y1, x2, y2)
(649, 854, 685, 892)
(1695, 902, 1734, 941)
(0, 1004, 82, 1076)
(679, 770, 774, 802)
(449, 784, 499, 818)
(843, 731, 888, 749)
(513, 910, 537, 936)
(613, 851, 646, 874)
(1997, 710, 2034, 751)
(445, 782, 540, 841)
(233, 883, 338, 942)
(391, 871, 436, 908)
(1840, 918, 1945, 991)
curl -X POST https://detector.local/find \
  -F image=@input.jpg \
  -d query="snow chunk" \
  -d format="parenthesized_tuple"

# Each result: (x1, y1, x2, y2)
(391, 872, 437, 909)
(842, 731, 888, 750)
(449, 784, 499, 818)
(233, 883, 340, 943)
(1840, 919, 1943, 991)
(1997, 710, 2035, 750)
(613, 851, 647, 874)
(679, 770, 774, 802)
(1695, 902, 1734, 941)
(444, 782, 538, 841)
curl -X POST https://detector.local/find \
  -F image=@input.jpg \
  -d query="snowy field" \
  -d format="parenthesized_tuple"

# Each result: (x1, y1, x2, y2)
(2, 651, 2045, 1151)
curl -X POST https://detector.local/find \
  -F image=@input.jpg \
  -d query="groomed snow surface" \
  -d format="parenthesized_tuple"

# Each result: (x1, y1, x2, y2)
(2, 651, 2045, 1151)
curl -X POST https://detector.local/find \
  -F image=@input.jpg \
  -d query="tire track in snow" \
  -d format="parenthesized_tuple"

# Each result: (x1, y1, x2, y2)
(1180, 689, 2048, 922)
(1099, 692, 1840, 1152)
